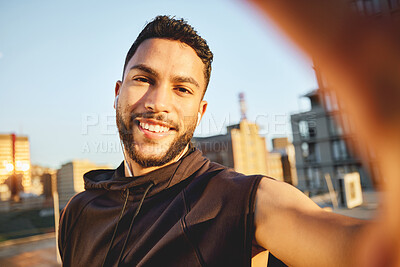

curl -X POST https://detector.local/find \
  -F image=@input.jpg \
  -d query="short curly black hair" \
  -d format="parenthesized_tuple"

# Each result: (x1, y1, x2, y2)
(123, 15, 213, 93)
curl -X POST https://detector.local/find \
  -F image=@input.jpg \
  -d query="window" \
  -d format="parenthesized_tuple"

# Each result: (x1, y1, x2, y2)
(301, 142, 309, 158)
(332, 140, 348, 160)
(302, 142, 320, 163)
(306, 167, 313, 187)
(299, 121, 309, 139)
(315, 144, 321, 162)
(308, 121, 317, 138)
(328, 116, 343, 136)
(313, 168, 322, 188)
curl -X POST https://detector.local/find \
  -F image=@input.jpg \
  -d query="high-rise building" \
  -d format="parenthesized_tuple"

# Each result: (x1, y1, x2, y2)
(291, 89, 376, 195)
(194, 93, 272, 177)
(290, 0, 394, 195)
(57, 160, 110, 207)
(0, 134, 31, 200)
(194, 93, 287, 179)
(194, 120, 270, 176)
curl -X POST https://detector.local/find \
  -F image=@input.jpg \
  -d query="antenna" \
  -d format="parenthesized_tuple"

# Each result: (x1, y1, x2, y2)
(239, 92, 247, 121)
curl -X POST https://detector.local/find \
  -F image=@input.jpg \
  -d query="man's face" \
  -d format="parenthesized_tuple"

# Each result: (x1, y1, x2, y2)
(116, 38, 207, 168)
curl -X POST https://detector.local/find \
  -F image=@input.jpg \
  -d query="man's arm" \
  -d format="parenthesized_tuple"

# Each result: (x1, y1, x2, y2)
(254, 177, 366, 267)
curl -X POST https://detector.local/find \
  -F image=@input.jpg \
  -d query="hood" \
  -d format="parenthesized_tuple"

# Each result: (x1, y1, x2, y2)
(83, 145, 209, 199)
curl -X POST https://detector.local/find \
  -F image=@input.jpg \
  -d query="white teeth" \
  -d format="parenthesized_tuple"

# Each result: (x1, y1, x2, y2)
(140, 122, 170, 133)
(141, 123, 149, 130)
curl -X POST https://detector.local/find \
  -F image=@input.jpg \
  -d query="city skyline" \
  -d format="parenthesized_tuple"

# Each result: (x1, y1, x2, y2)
(0, 0, 318, 169)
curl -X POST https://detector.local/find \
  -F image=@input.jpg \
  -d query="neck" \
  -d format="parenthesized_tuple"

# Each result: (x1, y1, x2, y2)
(124, 144, 189, 177)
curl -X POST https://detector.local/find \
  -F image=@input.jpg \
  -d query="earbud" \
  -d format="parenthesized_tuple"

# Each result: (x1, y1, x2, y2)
(114, 95, 119, 109)
(196, 112, 201, 126)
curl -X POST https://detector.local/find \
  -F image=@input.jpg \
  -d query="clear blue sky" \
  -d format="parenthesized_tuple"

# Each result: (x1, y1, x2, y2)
(0, 0, 317, 169)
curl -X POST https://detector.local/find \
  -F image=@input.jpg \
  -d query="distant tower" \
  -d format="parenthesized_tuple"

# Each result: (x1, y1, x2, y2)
(0, 133, 31, 201)
(239, 92, 247, 121)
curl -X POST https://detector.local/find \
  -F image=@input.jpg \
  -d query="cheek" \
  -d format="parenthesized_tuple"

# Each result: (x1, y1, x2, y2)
(119, 96, 142, 117)
(180, 110, 199, 129)
(121, 86, 148, 108)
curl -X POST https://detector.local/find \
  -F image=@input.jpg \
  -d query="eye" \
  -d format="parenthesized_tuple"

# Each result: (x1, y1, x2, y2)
(175, 87, 192, 95)
(133, 76, 152, 84)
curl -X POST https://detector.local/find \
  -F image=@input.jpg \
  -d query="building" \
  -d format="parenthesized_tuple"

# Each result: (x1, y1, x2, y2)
(271, 137, 298, 186)
(291, 89, 376, 195)
(194, 120, 272, 177)
(290, 0, 395, 195)
(265, 152, 284, 181)
(0, 134, 31, 201)
(30, 165, 56, 198)
(194, 93, 285, 179)
(57, 160, 110, 207)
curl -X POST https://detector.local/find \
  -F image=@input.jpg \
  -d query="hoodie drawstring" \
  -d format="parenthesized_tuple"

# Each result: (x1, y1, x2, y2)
(101, 182, 154, 266)
(117, 182, 154, 265)
(102, 188, 130, 267)
(102, 182, 155, 267)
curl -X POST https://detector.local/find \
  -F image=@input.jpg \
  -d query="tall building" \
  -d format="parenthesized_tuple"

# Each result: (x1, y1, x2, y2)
(290, 0, 395, 195)
(0, 134, 31, 200)
(194, 93, 272, 177)
(291, 89, 376, 195)
(57, 160, 110, 207)
(194, 120, 271, 176)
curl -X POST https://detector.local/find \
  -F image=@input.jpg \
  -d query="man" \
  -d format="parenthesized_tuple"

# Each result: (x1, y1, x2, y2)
(59, 16, 365, 267)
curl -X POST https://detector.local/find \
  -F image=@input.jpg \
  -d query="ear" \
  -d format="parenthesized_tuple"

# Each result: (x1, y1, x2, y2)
(115, 80, 122, 97)
(198, 100, 208, 122)
(114, 81, 122, 109)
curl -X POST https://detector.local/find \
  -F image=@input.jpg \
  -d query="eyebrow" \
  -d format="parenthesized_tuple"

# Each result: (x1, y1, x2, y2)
(129, 64, 158, 78)
(129, 64, 200, 89)
(171, 76, 200, 88)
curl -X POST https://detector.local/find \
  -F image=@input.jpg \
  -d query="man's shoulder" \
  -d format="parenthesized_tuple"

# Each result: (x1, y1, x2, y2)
(205, 161, 265, 182)
(194, 161, 264, 198)
(61, 190, 105, 218)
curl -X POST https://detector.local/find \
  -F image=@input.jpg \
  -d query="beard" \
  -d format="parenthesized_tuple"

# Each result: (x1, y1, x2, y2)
(116, 108, 196, 168)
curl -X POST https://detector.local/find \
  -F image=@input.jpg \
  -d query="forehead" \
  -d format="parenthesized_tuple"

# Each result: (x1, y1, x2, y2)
(124, 38, 206, 87)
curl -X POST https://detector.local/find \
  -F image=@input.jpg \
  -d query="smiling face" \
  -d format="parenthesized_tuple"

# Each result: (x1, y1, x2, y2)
(115, 38, 207, 169)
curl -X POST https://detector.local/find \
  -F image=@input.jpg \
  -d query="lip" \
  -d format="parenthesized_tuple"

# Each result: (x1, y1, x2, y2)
(136, 118, 176, 140)
(136, 118, 176, 130)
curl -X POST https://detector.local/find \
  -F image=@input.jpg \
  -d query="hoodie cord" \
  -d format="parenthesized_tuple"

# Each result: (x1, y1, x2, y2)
(101, 188, 130, 267)
(117, 181, 155, 266)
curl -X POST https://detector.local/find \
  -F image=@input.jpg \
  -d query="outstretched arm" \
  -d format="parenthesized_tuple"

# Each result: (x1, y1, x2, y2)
(247, 1, 400, 265)
(254, 177, 366, 267)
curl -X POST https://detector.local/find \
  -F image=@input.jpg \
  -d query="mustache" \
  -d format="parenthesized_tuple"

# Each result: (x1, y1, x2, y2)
(129, 112, 180, 131)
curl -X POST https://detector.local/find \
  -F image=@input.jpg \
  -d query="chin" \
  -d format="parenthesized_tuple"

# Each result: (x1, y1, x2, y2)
(139, 142, 172, 155)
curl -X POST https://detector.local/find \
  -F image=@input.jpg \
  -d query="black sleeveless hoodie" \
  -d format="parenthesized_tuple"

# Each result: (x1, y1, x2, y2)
(58, 147, 262, 267)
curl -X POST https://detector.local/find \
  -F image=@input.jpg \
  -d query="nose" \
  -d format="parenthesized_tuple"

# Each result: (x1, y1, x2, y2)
(144, 83, 172, 113)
